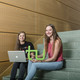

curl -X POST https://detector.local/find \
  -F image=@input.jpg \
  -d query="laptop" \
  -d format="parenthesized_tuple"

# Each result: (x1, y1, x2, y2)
(8, 51, 27, 62)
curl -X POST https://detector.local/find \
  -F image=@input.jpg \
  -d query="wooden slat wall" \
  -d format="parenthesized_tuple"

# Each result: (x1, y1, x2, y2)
(0, 33, 17, 61)
(36, 0, 80, 25)
(0, 4, 36, 34)
(0, 0, 80, 78)
(57, 0, 80, 12)
(0, 0, 36, 11)
(0, 62, 12, 75)
(0, 0, 80, 33)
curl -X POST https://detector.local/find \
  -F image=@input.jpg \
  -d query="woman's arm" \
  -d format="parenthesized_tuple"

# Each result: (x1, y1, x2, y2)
(38, 53, 43, 58)
(31, 52, 46, 62)
(42, 39, 61, 62)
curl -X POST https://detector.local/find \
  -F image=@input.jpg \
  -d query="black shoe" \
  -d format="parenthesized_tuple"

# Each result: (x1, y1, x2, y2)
(18, 78, 23, 80)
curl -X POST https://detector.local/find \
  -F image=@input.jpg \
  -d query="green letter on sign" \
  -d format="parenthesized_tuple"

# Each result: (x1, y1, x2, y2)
(26, 46, 45, 60)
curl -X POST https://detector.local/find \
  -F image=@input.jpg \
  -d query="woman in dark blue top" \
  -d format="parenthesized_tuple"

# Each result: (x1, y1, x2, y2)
(10, 31, 34, 80)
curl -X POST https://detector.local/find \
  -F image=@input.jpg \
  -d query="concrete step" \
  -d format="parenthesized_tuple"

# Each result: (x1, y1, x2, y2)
(65, 59, 80, 68)
(3, 70, 80, 80)
(58, 30, 80, 37)
(2, 75, 62, 80)
(33, 77, 58, 80)
(61, 36, 80, 42)
(63, 49, 80, 59)
(61, 68, 80, 72)
(63, 41, 80, 49)
(35, 70, 80, 80)
(3, 75, 11, 80)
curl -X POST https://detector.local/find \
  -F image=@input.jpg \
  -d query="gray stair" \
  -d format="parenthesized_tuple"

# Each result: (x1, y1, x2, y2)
(63, 49, 80, 59)
(33, 77, 59, 80)
(63, 41, 80, 49)
(3, 75, 11, 80)
(61, 36, 80, 42)
(65, 60, 80, 68)
(58, 30, 80, 36)
(34, 69, 80, 80)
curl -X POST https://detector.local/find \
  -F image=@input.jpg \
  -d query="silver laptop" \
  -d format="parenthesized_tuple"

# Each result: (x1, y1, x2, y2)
(8, 51, 27, 62)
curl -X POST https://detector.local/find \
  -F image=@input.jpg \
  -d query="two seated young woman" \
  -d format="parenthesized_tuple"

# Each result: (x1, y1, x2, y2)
(10, 24, 64, 80)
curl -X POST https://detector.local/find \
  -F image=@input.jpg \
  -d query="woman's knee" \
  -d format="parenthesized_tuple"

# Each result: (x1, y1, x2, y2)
(31, 63, 38, 69)
(32, 63, 35, 67)
(56, 61, 63, 69)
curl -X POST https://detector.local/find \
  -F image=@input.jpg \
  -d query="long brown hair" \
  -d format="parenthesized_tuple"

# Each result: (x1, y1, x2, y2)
(15, 31, 26, 50)
(45, 24, 60, 53)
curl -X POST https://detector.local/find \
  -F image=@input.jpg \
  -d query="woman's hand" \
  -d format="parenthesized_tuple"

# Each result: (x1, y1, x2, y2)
(41, 60, 45, 62)
(26, 58, 28, 60)
(31, 53, 35, 59)
(31, 59, 41, 63)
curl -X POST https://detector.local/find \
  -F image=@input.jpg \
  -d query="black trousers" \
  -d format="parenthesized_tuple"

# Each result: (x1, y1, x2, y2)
(10, 62, 28, 80)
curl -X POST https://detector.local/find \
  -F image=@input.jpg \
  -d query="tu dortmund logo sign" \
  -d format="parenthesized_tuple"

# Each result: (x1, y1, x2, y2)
(26, 46, 45, 60)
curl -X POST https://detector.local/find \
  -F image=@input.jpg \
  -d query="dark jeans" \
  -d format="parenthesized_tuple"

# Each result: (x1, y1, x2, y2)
(10, 62, 28, 80)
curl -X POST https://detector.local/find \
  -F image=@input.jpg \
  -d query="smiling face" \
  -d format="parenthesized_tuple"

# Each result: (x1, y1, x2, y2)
(45, 26, 53, 38)
(19, 33, 25, 42)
